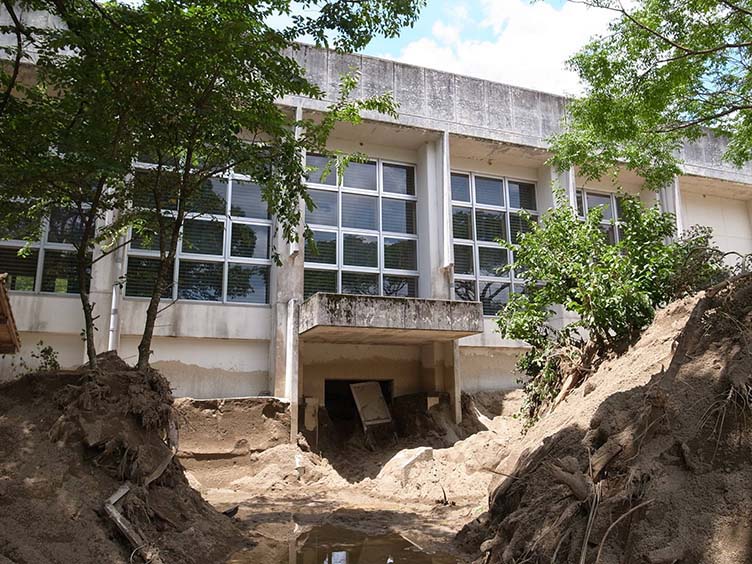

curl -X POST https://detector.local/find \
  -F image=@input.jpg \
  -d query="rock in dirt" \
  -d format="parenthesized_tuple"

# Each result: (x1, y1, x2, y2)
(376, 446, 434, 485)
(0, 352, 247, 564)
(460, 275, 752, 564)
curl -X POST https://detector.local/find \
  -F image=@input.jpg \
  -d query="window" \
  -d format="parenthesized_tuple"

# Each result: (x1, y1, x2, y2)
(126, 168, 272, 304)
(450, 172, 537, 315)
(0, 209, 90, 295)
(576, 189, 624, 245)
(303, 154, 418, 299)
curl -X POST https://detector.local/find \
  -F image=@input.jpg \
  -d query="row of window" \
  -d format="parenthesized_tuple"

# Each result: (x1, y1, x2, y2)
(303, 155, 419, 299)
(0, 157, 626, 317)
(450, 172, 538, 315)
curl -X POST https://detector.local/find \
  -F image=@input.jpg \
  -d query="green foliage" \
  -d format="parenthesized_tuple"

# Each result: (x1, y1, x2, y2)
(550, 0, 752, 189)
(497, 190, 729, 426)
(0, 0, 423, 367)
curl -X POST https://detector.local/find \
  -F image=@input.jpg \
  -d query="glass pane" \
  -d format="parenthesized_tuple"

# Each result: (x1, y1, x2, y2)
(475, 176, 504, 207)
(304, 269, 337, 299)
(586, 192, 613, 220)
(190, 178, 227, 214)
(452, 206, 473, 240)
(47, 208, 84, 244)
(177, 261, 223, 301)
(307, 189, 338, 226)
(305, 231, 337, 265)
(600, 224, 617, 245)
(131, 217, 176, 251)
(384, 238, 417, 271)
(341, 272, 379, 295)
(41, 250, 87, 294)
(454, 279, 476, 301)
(231, 179, 268, 219)
(227, 264, 269, 304)
(509, 213, 536, 244)
(341, 194, 378, 230)
(576, 190, 585, 216)
(383, 276, 417, 297)
(451, 173, 470, 202)
(476, 210, 506, 242)
(478, 246, 509, 277)
(230, 224, 269, 259)
(125, 257, 171, 298)
(132, 169, 179, 211)
(615, 196, 625, 220)
(454, 244, 474, 275)
(343, 233, 378, 267)
(383, 163, 415, 195)
(182, 220, 224, 255)
(479, 281, 510, 315)
(342, 160, 376, 190)
(306, 154, 336, 186)
(382, 199, 416, 234)
(508, 181, 537, 210)
(0, 247, 38, 291)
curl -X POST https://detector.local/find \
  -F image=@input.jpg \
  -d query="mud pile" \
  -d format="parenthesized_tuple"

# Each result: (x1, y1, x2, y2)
(0, 353, 246, 564)
(459, 275, 752, 564)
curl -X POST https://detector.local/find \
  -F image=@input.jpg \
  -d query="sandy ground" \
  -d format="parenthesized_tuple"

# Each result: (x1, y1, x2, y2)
(177, 391, 525, 562)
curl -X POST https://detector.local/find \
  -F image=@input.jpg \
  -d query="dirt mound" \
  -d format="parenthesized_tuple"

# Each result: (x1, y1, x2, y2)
(458, 275, 752, 564)
(0, 352, 246, 564)
(175, 396, 290, 457)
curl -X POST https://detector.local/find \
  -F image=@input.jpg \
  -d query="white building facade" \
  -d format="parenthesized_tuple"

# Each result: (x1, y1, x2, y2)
(2, 46, 752, 437)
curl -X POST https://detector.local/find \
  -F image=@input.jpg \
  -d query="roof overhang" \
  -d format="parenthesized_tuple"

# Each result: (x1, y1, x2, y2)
(299, 293, 484, 345)
(0, 274, 21, 354)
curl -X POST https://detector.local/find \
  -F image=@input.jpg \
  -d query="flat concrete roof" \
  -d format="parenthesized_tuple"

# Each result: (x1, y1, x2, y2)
(299, 293, 484, 345)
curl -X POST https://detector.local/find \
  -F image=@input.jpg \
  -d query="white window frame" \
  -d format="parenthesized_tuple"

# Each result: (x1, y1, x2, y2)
(0, 209, 88, 296)
(304, 156, 419, 298)
(576, 188, 624, 244)
(125, 164, 273, 306)
(450, 171, 538, 316)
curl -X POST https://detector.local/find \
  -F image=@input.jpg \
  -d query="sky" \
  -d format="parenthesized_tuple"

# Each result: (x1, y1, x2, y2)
(359, 0, 618, 96)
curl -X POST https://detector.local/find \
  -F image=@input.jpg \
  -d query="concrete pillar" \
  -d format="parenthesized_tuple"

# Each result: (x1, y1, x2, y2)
(537, 165, 574, 211)
(451, 340, 462, 424)
(659, 176, 685, 235)
(416, 132, 451, 299)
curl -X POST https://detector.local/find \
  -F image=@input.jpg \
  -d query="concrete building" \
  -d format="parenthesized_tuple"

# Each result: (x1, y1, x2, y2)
(2, 46, 752, 439)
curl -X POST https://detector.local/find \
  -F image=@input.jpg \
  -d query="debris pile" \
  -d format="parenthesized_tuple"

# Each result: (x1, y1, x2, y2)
(0, 353, 246, 564)
(458, 275, 752, 564)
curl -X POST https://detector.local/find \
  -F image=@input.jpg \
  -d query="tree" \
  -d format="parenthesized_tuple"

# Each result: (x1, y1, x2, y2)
(0, 0, 424, 369)
(496, 191, 728, 426)
(550, 0, 752, 189)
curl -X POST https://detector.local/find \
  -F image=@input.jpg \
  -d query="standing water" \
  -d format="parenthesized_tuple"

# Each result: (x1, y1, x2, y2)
(228, 524, 459, 563)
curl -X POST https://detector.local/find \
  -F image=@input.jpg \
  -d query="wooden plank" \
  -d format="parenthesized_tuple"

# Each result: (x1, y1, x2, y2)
(0, 274, 20, 354)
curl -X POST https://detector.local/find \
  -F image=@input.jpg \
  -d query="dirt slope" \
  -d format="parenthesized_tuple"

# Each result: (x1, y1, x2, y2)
(0, 353, 246, 564)
(458, 275, 752, 564)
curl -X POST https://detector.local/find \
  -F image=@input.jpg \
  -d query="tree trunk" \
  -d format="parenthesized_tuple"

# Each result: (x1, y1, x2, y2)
(136, 256, 174, 370)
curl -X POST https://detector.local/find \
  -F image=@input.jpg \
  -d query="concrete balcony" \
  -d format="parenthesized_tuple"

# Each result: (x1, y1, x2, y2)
(299, 293, 484, 345)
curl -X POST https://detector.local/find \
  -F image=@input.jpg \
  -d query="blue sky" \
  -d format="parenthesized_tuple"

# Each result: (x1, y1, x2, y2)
(357, 0, 615, 95)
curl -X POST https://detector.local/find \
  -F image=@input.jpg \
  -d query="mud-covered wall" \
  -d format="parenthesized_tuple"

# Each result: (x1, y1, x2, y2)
(300, 342, 423, 402)
(0, 331, 84, 381)
(119, 336, 270, 399)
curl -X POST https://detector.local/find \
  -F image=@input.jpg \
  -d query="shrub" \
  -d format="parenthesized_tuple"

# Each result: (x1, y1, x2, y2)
(497, 190, 729, 427)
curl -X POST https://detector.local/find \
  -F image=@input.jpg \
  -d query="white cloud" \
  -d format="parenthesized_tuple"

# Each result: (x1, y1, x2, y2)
(390, 0, 617, 96)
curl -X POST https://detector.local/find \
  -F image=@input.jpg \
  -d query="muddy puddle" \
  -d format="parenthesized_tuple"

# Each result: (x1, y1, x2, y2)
(228, 524, 458, 563)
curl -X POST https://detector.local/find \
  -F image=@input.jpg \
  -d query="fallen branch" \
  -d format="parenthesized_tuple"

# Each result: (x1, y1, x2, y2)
(104, 482, 165, 564)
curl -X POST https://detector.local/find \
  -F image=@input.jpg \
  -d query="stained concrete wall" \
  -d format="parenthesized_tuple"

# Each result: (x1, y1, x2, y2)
(681, 191, 752, 259)
(460, 346, 524, 393)
(119, 335, 269, 398)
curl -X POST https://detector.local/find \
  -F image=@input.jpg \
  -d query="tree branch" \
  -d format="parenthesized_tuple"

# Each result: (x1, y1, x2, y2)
(0, 0, 25, 118)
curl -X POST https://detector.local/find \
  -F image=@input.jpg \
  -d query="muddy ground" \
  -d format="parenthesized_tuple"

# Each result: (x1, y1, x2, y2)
(176, 391, 525, 563)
